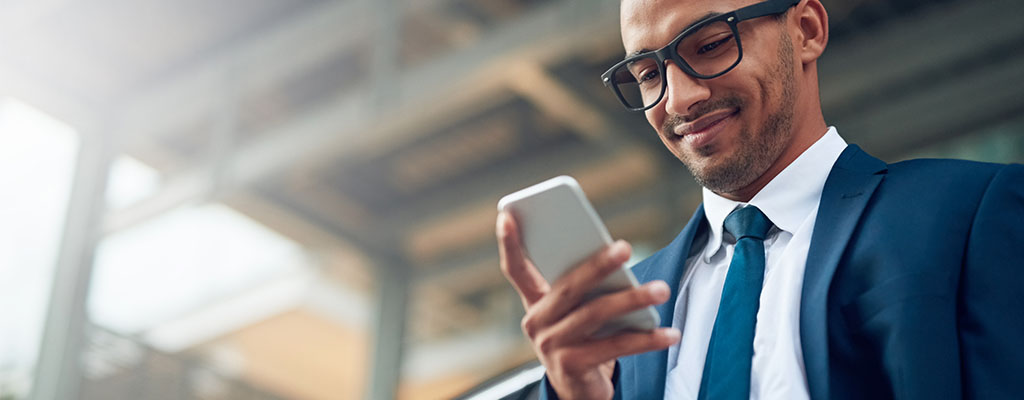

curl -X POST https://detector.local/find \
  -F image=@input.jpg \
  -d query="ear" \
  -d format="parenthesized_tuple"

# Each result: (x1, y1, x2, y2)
(792, 0, 829, 64)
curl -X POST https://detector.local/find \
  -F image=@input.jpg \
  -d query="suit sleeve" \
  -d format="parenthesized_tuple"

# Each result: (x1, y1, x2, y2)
(537, 362, 622, 400)
(538, 374, 558, 400)
(960, 163, 1024, 398)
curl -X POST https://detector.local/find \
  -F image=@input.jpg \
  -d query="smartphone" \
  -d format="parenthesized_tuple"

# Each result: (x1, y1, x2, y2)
(497, 175, 660, 337)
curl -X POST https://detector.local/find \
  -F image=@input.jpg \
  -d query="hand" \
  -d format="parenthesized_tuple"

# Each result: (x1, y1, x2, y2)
(496, 212, 680, 400)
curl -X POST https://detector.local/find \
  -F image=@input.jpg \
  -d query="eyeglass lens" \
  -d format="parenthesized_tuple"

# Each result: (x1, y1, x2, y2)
(612, 20, 739, 109)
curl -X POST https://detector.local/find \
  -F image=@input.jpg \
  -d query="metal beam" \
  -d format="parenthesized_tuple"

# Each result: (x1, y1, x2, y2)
(115, 0, 468, 146)
(387, 142, 630, 247)
(301, 87, 653, 247)
(104, 0, 623, 235)
(506, 62, 612, 142)
(114, 0, 372, 144)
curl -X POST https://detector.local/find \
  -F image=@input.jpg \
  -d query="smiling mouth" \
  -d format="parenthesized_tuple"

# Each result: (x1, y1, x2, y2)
(673, 108, 739, 138)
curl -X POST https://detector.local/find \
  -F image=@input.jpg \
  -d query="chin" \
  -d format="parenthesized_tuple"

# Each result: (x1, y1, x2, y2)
(684, 150, 761, 194)
(680, 138, 732, 167)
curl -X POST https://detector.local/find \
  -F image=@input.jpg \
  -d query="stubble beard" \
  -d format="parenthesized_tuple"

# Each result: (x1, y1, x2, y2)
(669, 32, 797, 195)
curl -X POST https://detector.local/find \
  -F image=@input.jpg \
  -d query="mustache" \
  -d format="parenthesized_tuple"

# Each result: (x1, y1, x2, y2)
(662, 96, 744, 133)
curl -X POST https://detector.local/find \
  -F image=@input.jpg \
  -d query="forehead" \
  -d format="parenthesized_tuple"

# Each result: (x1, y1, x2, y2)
(619, 0, 751, 54)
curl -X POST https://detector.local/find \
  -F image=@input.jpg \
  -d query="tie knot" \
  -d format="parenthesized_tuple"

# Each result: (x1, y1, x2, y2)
(724, 205, 773, 241)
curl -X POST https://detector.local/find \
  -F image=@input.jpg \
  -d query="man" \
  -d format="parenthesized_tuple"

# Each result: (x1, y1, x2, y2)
(497, 0, 1024, 398)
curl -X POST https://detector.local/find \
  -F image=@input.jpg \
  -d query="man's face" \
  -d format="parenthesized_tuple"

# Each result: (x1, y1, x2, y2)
(620, 0, 797, 194)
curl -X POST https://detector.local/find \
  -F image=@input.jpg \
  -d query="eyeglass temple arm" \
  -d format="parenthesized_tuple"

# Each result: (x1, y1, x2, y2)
(734, 0, 801, 21)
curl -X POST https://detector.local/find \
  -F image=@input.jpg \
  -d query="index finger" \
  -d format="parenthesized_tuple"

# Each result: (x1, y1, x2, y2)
(497, 211, 550, 308)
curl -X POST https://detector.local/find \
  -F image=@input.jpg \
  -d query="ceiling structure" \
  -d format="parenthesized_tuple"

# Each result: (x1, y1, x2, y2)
(3, 0, 1022, 399)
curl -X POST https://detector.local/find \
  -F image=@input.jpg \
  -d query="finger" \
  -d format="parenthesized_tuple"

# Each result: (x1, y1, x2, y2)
(557, 280, 671, 339)
(533, 240, 632, 325)
(535, 281, 668, 347)
(497, 211, 549, 307)
(562, 328, 680, 371)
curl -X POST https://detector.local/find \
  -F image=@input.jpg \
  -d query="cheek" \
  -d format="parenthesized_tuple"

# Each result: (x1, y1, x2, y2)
(645, 107, 665, 134)
(756, 75, 773, 109)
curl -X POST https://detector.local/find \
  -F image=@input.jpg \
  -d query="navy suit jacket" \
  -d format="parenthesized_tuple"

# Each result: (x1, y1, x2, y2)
(542, 145, 1024, 399)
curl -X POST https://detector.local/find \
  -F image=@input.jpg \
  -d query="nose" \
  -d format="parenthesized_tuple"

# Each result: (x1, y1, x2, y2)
(662, 61, 711, 117)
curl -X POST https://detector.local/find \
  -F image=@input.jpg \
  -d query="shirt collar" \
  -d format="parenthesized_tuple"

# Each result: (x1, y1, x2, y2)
(700, 126, 848, 262)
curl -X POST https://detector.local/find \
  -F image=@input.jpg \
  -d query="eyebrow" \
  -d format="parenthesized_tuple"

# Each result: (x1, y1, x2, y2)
(626, 11, 723, 58)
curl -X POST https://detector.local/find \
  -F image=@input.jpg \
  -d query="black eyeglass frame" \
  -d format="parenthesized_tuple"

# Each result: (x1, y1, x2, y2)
(601, 0, 801, 112)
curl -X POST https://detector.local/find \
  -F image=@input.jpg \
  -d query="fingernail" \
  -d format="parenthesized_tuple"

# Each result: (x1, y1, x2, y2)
(609, 240, 629, 260)
(649, 281, 669, 298)
(664, 328, 681, 341)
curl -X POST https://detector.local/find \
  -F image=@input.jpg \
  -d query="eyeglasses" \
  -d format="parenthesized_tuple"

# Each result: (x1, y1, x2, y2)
(601, 0, 800, 112)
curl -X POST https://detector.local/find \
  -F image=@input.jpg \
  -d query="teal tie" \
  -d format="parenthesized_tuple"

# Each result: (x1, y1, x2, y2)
(698, 206, 773, 400)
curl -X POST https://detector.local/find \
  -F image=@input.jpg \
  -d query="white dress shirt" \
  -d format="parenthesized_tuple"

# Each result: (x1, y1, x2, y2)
(664, 127, 847, 399)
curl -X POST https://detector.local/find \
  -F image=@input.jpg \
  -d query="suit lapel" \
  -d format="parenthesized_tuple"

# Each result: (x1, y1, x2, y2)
(800, 145, 887, 400)
(626, 205, 706, 398)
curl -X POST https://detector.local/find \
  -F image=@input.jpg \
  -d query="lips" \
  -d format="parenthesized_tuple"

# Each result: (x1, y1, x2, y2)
(671, 108, 737, 149)
(673, 109, 737, 137)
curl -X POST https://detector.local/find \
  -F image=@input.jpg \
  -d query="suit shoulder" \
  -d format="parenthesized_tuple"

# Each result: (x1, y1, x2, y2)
(887, 157, 1005, 179)
(875, 158, 1017, 211)
(884, 158, 1009, 190)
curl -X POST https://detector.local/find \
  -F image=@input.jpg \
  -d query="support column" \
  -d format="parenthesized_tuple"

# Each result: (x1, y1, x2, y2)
(367, 254, 410, 400)
(29, 129, 114, 400)
(249, 187, 412, 400)
(367, 2, 406, 396)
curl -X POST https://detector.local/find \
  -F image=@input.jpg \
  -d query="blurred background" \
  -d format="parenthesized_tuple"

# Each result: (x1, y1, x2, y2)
(1, 0, 1022, 399)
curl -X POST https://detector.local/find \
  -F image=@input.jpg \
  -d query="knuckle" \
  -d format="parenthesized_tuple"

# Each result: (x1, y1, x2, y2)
(535, 331, 557, 354)
(520, 314, 538, 338)
(575, 295, 615, 327)
(606, 333, 628, 349)
(575, 303, 598, 324)
(550, 284, 575, 305)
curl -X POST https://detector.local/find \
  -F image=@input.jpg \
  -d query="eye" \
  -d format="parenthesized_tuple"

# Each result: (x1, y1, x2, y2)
(697, 34, 733, 55)
(639, 68, 660, 83)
